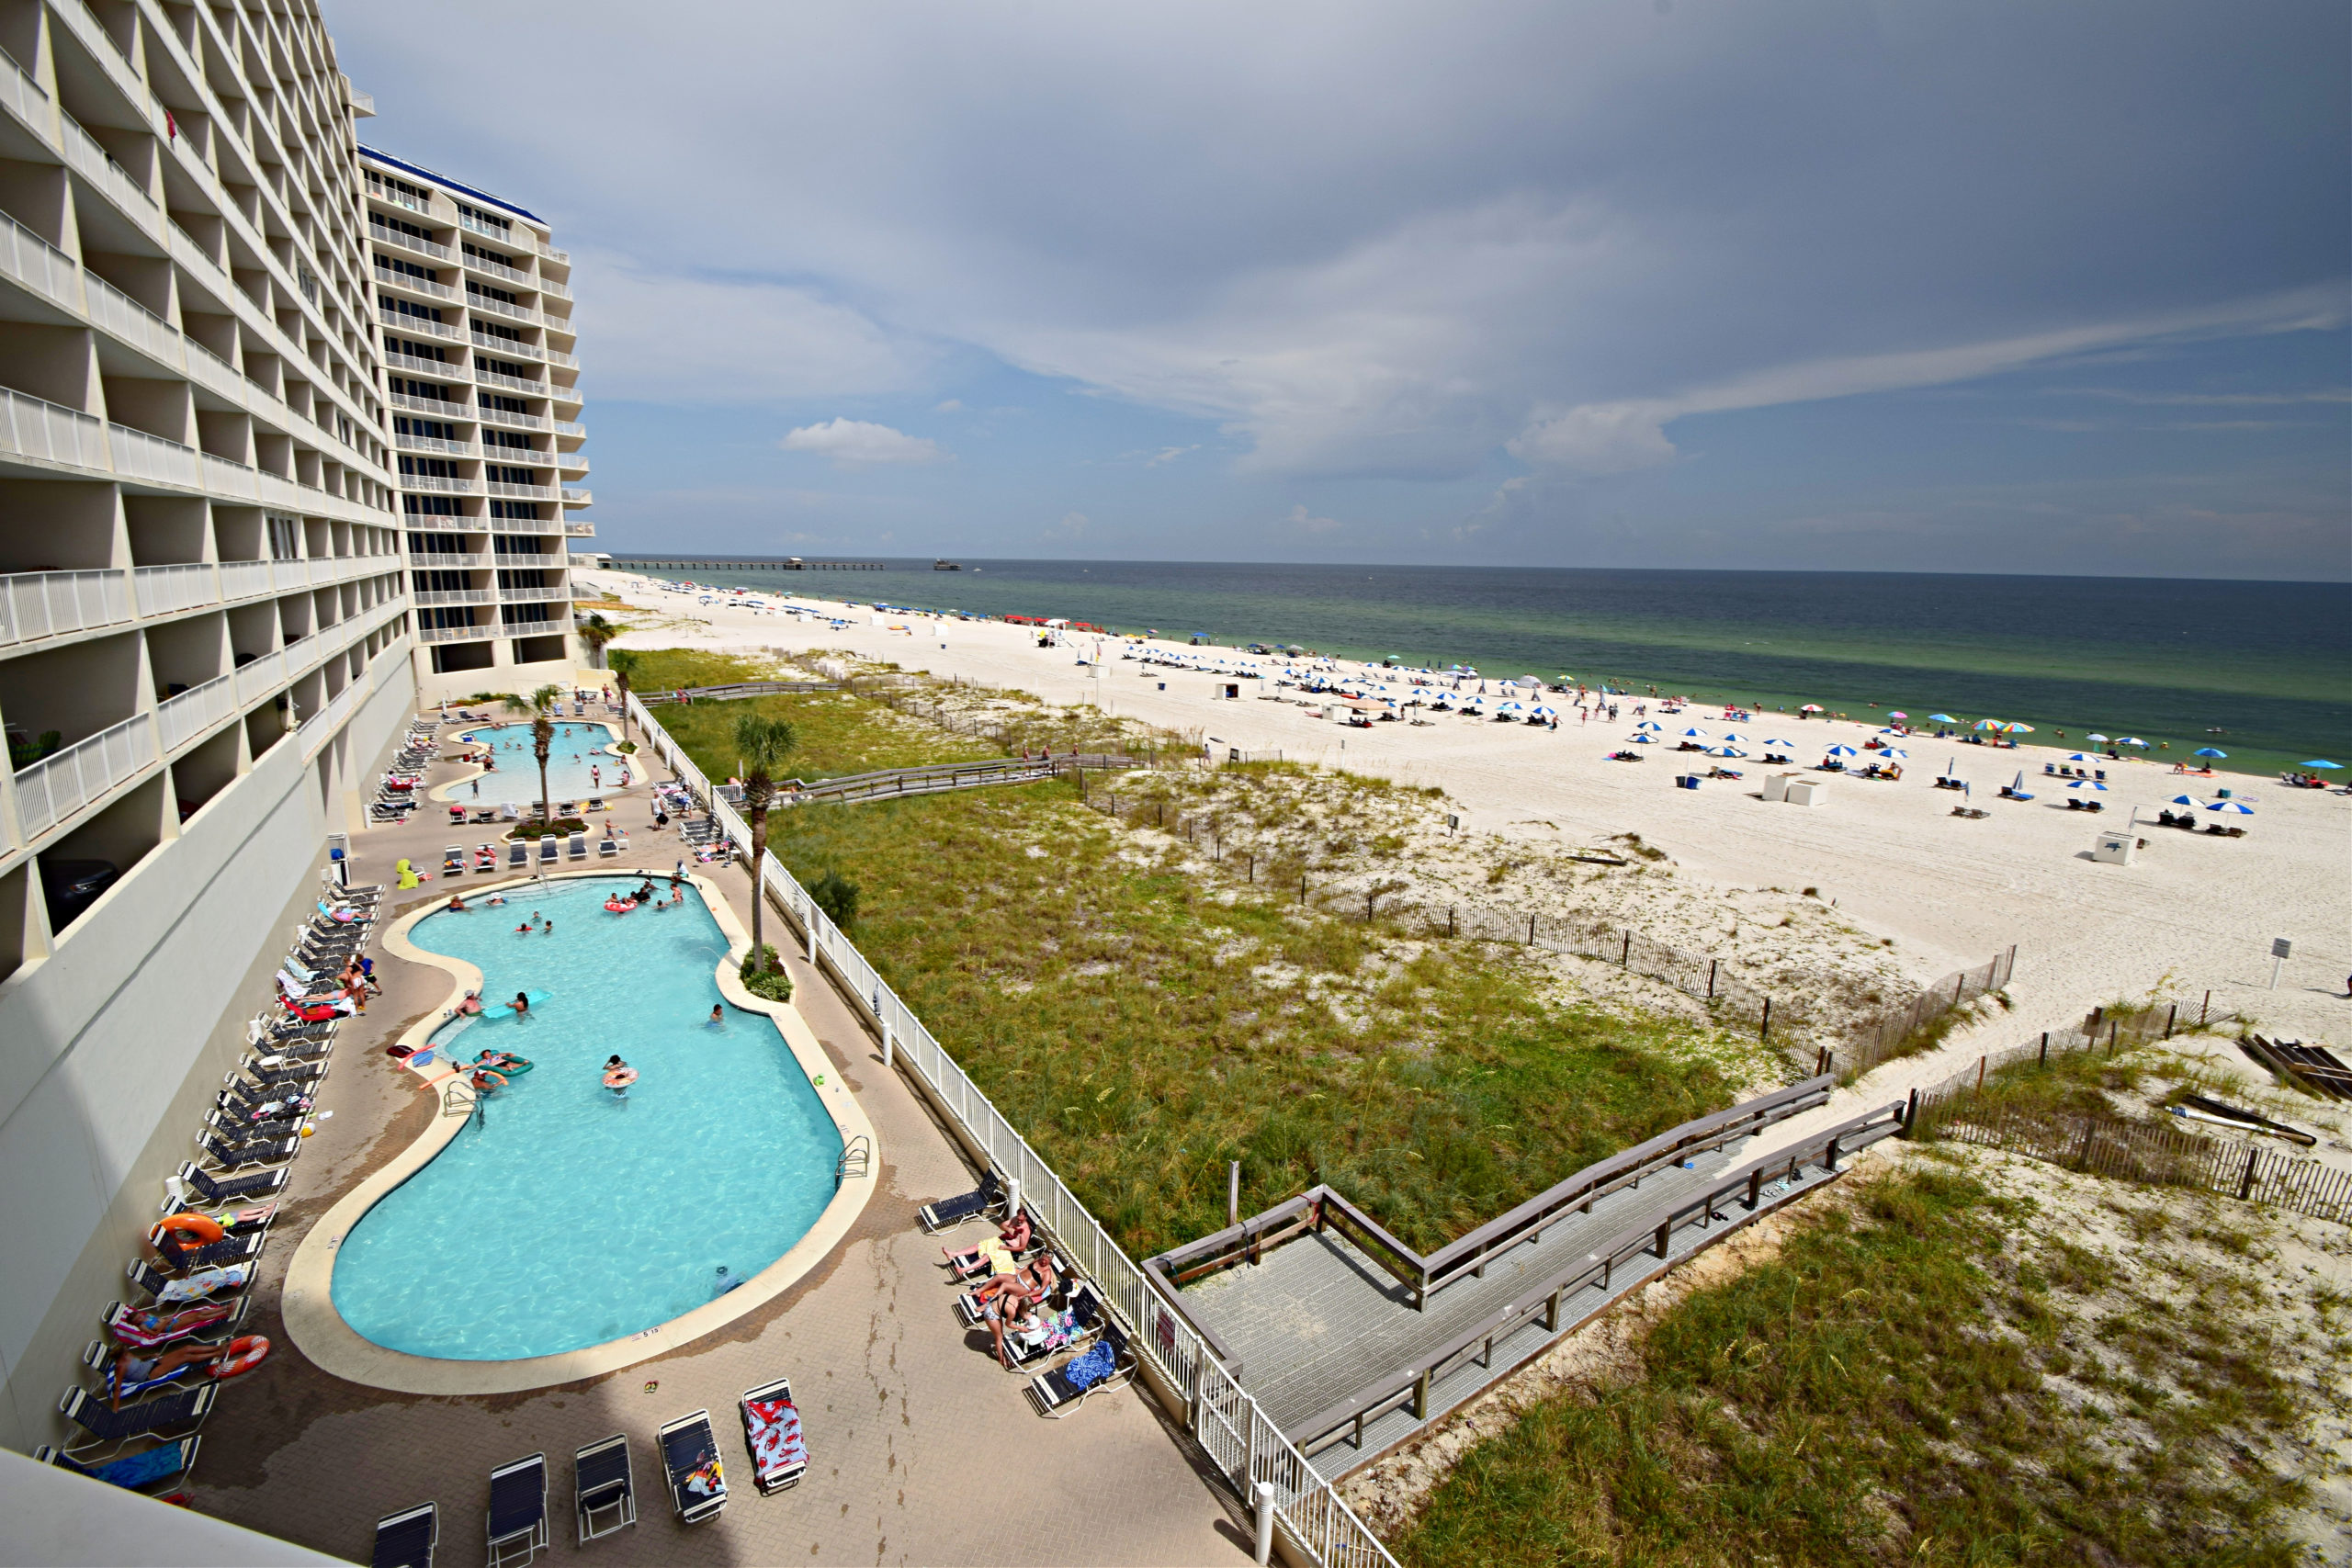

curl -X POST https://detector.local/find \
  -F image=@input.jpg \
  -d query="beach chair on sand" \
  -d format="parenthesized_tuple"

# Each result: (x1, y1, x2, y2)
(659, 1409, 728, 1525)
(739, 1377, 808, 1493)
(573, 1434, 637, 1544)
(371, 1500, 437, 1568)
(486, 1451, 548, 1567)
(919, 1170, 1004, 1234)
(1026, 1320, 1135, 1418)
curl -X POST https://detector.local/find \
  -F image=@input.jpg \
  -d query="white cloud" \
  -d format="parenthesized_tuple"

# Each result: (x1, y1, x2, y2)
(779, 418, 946, 467)
(1146, 445, 1201, 466)
(1288, 503, 1341, 534)
(933, 398, 965, 412)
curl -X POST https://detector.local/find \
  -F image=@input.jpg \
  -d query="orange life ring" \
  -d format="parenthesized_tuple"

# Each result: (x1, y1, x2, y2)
(153, 1213, 227, 1247)
(209, 1335, 269, 1379)
(604, 897, 633, 914)
(602, 1067, 638, 1089)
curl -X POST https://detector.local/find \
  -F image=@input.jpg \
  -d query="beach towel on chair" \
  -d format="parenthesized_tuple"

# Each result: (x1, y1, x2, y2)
(1061, 1341, 1117, 1391)
(744, 1397, 806, 1478)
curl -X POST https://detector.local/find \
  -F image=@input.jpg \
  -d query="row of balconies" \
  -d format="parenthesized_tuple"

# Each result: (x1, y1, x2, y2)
(9, 598, 410, 845)
(388, 391, 584, 441)
(0, 552, 403, 652)
(372, 263, 576, 334)
(28, 15, 384, 431)
(393, 427, 589, 468)
(408, 551, 571, 570)
(367, 219, 571, 297)
(412, 582, 572, 609)
(0, 385, 390, 529)
(381, 347, 584, 407)
(0, 207, 391, 485)
(416, 609, 575, 647)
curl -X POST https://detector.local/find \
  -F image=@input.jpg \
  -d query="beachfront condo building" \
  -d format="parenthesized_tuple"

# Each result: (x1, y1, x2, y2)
(359, 145, 591, 697)
(0, 0, 421, 1459)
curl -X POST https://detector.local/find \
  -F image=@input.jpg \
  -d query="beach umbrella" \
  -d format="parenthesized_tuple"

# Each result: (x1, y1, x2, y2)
(2068, 779, 2109, 792)
(2086, 733, 2109, 743)
(1826, 744, 1860, 757)
(1801, 704, 1824, 713)
(1629, 732, 1655, 743)
(1680, 727, 1710, 738)
(2005, 723, 2036, 734)
(2167, 795, 2203, 807)
(1713, 746, 1748, 758)
(2064, 752, 2091, 762)
(2195, 747, 2227, 759)
(2117, 738, 2148, 748)
(1973, 718, 2006, 730)
(1635, 720, 1663, 731)
(2301, 759, 2342, 769)
(2205, 799, 2255, 815)
(1879, 748, 1908, 760)
(1928, 713, 1956, 723)
(1888, 711, 1907, 720)
(1530, 705, 1556, 719)
(1719, 731, 1746, 743)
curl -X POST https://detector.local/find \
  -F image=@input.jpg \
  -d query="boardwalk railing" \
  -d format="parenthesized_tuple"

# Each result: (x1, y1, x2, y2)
(786, 752, 1141, 807)
(625, 694, 1395, 1568)
(1149, 1076, 1837, 1311)
(635, 679, 840, 704)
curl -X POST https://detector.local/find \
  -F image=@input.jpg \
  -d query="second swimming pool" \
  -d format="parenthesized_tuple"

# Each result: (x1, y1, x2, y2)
(447, 720, 631, 807)
(330, 876, 842, 1360)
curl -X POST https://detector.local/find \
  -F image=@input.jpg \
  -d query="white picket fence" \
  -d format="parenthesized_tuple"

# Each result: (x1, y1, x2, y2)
(624, 694, 1394, 1567)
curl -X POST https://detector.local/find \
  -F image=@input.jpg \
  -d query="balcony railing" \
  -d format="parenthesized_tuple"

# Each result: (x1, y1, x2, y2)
(157, 671, 236, 752)
(380, 308, 463, 341)
(554, 420, 585, 437)
(564, 521, 596, 536)
(561, 489, 593, 506)
(367, 178, 432, 217)
(476, 403, 548, 432)
(217, 558, 275, 600)
(413, 588, 494, 607)
(466, 292, 538, 325)
(486, 514, 557, 536)
(538, 277, 571, 301)
(200, 450, 256, 499)
(399, 472, 476, 494)
(461, 251, 533, 288)
(384, 350, 458, 377)
(368, 220, 452, 262)
(487, 479, 556, 500)
(390, 389, 471, 418)
(559, 455, 590, 474)
(0, 32, 48, 128)
(0, 569, 132, 648)
(60, 111, 157, 225)
(474, 367, 549, 396)
(374, 265, 456, 301)
(408, 551, 492, 569)
(0, 386, 109, 470)
(132, 561, 218, 616)
(418, 620, 499, 644)
(469, 330, 542, 360)
(486, 551, 569, 568)
(396, 432, 477, 457)
(549, 382, 584, 404)
(108, 423, 203, 488)
(14, 710, 158, 840)
(544, 348, 580, 369)
(233, 649, 288, 706)
(0, 209, 81, 310)
(496, 582, 573, 604)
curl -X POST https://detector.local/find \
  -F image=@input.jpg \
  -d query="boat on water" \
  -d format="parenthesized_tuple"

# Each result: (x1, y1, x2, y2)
(933, 559, 962, 570)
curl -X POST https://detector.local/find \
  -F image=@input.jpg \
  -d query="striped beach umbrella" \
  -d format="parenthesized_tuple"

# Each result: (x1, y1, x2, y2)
(1826, 744, 1860, 757)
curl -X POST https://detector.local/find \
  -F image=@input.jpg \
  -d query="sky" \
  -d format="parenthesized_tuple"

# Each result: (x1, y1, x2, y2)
(327, 1, 2351, 579)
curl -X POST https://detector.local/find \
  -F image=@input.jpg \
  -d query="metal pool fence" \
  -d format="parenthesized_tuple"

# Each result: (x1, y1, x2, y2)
(625, 694, 1396, 1568)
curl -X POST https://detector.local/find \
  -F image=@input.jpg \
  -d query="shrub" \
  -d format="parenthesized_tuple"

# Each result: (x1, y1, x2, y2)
(739, 945, 793, 1002)
(809, 869, 860, 929)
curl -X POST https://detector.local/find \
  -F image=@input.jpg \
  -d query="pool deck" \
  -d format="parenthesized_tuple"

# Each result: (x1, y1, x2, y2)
(191, 712, 1251, 1566)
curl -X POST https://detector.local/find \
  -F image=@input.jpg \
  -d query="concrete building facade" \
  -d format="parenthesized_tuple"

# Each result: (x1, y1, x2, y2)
(359, 144, 590, 702)
(0, 0, 418, 1453)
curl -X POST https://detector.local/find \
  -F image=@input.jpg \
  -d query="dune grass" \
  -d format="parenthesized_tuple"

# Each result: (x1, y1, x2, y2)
(651, 679, 1738, 1257)
(1394, 1158, 2312, 1568)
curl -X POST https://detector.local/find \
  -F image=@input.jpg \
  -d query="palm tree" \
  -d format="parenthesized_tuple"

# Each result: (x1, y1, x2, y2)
(606, 648, 641, 744)
(576, 612, 617, 669)
(732, 712, 797, 974)
(502, 682, 565, 826)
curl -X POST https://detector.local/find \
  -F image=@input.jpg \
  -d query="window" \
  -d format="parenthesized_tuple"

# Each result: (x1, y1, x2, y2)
(472, 320, 522, 343)
(455, 200, 511, 235)
(489, 500, 540, 520)
(479, 394, 527, 415)
(463, 242, 519, 270)
(379, 296, 443, 323)
(406, 529, 467, 552)
(390, 377, 455, 401)
(376, 254, 435, 282)
(486, 464, 537, 485)
(267, 513, 301, 560)
(386, 341, 448, 366)
(466, 281, 518, 305)
(373, 213, 434, 242)
(368, 170, 432, 213)
(401, 494, 460, 517)
(400, 457, 460, 479)
(394, 417, 457, 440)
(485, 430, 533, 450)
(478, 357, 533, 380)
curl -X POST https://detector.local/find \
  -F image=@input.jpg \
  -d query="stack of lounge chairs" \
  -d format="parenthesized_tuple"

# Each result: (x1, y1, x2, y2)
(369, 723, 441, 822)
(38, 878, 380, 1496)
(374, 1383, 812, 1561)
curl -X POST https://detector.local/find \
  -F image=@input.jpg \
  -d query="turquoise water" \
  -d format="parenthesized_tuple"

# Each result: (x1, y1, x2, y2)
(331, 877, 842, 1360)
(645, 559, 2350, 777)
(447, 721, 630, 807)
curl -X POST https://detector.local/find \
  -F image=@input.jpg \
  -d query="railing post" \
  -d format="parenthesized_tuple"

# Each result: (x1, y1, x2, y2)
(1654, 1220, 1670, 1258)
(1747, 1167, 1763, 1208)
(1823, 1136, 1840, 1171)
(1253, 1480, 1277, 1566)
(2039, 1031, 2049, 1065)
(2237, 1147, 2260, 1201)
(1759, 997, 1771, 1043)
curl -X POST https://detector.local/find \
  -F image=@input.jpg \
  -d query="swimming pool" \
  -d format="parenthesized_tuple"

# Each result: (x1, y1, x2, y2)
(446, 721, 630, 807)
(330, 877, 842, 1360)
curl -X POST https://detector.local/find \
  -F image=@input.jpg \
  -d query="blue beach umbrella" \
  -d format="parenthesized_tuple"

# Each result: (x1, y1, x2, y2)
(1681, 727, 1710, 738)
(2068, 779, 2109, 792)
(2301, 760, 2342, 769)
(1629, 732, 1655, 743)
(1762, 738, 1793, 749)
(1928, 713, 1956, 723)
(2205, 799, 2255, 815)
(2168, 795, 2204, 807)
(2117, 738, 2148, 747)
(1879, 748, 1908, 760)
(1635, 720, 1663, 731)
(1719, 731, 1746, 743)
(1826, 744, 1860, 757)
(2195, 747, 2227, 759)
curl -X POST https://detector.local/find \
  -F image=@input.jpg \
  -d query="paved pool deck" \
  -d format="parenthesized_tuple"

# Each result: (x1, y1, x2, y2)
(190, 713, 1252, 1566)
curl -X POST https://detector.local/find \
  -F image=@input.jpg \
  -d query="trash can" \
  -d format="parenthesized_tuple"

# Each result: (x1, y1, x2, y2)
(1785, 780, 1824, 806)
(2092, 829, 2136, 865)
(1676, 774, 1701, 790)
(1761, 773, 1795, 803)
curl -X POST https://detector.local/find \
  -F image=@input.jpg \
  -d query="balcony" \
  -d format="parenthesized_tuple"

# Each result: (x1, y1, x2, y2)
(408, 551, 492, 569)
(14, 711, 158, 840)
(396, 431, 477, 457)
(400, 472, 477, 494)
(461, 251, 534, 288)
(558, 454, 590, 474)
(469, 330, 543, 361)
(554, 420, 586, 438)
(385, 350, 459, 378)
(544, 348, 580, 369)
(156, 671, 236, 753)
(476, 404, 548, 432)
(217, 558, 276, 600)
(60, 111, 158, 232)
(497, 582, 573, 604)
(0, 209, 82, 311)
(487, 479, 557, 501)
(485, 514, 558, 536)
(467, 293, 539, 326)
(561, 489, 593, 506)
(418, 620, 499, 645)
(0, 569, 132, 648)
(367, 178, 432, 217)
(0, 386, 108, 472)
(374, 265, 457, 302)
(108, 424, 203, 489)
(368, 220, 451, 262)
(548, 382, 584, 406)
(381, 308, 464, 341)
(390, 389, 472, 419)
(132, 561, 219, 616)
(564, 521, 596, 536)
(487, 551, 569, 568)
(413, 588, 495, 607)
(474, 366, 548, 397)
(539, 277, 572, 301)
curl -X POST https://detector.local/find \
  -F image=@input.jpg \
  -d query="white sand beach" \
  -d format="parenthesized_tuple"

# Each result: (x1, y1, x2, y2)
(582, 570, 2352, 1078)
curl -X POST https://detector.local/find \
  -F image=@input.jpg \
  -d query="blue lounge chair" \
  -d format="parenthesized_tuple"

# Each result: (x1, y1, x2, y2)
(197, 1130, 299, 1171)
(509, 841, 529, 869)
(918, 1171, 1004, 1235)
(1025, 1320, 1134, 1417)
(538, 837, 559, 866)
(173, 1161, 288, 1206)
(372, 1501, 437, 1568)
(659, 1410, 728, 1525)
(57, 1382, 216, 1453)
(566, 832, 587, 861)
(487, 1451, 548, 1567)
(573, 1435, 636, 1544)
(34, 1434, 199, 1496)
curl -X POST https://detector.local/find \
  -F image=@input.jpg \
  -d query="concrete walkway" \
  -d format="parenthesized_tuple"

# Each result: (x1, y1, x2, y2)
(191, 712, 1251, 1567)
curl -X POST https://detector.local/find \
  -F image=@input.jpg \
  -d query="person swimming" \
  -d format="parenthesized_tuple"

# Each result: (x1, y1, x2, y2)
(602, 1054, 637, 1098)
(509, 992, 530, 1014)
(708, 1004, 723, 1026)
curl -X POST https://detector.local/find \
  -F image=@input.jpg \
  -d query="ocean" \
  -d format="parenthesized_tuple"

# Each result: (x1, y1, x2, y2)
(617, 558, 2351, 779)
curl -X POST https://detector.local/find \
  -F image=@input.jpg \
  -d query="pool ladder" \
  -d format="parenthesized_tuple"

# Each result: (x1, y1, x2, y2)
(834, 1134, 871, 1189)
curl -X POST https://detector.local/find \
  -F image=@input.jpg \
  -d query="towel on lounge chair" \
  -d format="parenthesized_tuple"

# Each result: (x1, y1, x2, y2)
(1060, 1338, 1118, 1389)
(59, 1435, 198, 1491)
(153, 1263, 253, 1306)
(739, 1378, 807, 1492)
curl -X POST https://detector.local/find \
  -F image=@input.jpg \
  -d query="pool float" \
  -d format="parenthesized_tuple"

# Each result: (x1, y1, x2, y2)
(603, 1066, 639, 1090)
(152, 1213, 227, 1248)
(209, 1335, 269, 1379)
(603, 896, 637, 914)
(473, 1051, 533, 1076)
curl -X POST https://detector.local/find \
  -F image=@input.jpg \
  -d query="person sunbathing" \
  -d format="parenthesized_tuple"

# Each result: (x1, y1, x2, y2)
(944, 1210, 1031, 1272)
(985, 1290, 1044, 1368)
(973, 1253, 1057, 1308)
(106, 1343, 223, 1407)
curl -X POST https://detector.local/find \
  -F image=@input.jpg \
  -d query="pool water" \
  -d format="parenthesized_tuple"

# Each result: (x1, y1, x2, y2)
(448, 721, 631, 807)
(331, 877, 842, 1360)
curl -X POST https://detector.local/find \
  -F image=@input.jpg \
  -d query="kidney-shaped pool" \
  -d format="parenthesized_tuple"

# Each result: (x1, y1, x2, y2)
(331, 876, 842, 1360)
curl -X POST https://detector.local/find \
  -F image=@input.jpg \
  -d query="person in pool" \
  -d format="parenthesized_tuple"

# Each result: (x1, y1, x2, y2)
(508, 992, 530, 1015)
(708, 1004, 723, 1026)
(604, 1055, 634, 1099)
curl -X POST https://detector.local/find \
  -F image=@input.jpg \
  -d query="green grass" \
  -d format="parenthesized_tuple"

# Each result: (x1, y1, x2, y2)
(1395, 1160, 2312, 1568)
(652, 678, 1738, 1257)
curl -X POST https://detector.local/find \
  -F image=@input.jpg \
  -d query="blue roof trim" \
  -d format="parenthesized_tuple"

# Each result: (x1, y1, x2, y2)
(357, 145, 544, 226)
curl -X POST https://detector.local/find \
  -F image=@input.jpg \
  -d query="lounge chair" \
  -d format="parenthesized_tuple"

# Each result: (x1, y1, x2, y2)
(102, 1294, 249, 1351)
(56, 1382, 216, 1453)
(33, 1434, 199, 1496)
(172, 1161, 288, 1206)
(150, 1224, 264, 1274)
(442, 846, 464, 873)
(372, 1501, 438, 1568)
(597, 839, 618, 858)
(586, 796, 606, 812)
(1025, 1320, 1134, 1418)
(475, 845, 498, 872)
(918, 1171, 1004, 1234)
(738, 1377, 808, 1494)
(658, 1409, 729, 1525)
(572, 1434, 637, 1544)
(538, 838, 559, 866)
(509, 842, 529, 869)
(126, 1258, 251, 1308)
(197, 1129, 299, 1171)
(487, 1451, 549, 1567)
(567, 832, 587, 861)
